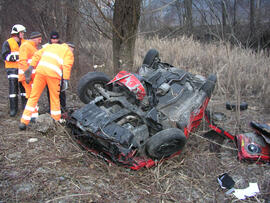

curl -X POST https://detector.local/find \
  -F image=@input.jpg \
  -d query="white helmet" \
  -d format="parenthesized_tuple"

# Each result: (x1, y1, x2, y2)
(11, 24, 26, 34)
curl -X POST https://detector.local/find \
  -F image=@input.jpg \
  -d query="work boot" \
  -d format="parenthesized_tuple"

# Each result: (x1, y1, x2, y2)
(10, 109, 17, 117)
(9, 97, 18, 117)
(30, 118, 36, 123)
(19, 122, 26, 130)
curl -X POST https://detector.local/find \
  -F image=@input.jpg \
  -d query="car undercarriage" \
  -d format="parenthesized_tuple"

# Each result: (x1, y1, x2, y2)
(67, 49, 217, 170)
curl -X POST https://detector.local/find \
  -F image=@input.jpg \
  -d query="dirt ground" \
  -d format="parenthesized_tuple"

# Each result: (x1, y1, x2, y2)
(0, 65, 269, 203)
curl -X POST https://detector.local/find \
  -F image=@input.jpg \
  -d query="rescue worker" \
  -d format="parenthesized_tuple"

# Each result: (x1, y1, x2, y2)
(1, 24, 27, 117)
(43, 31, 66, 112)
(43, 31, 61, 47)
(19, 42, 75, 130)
(18, 32, 42, 120)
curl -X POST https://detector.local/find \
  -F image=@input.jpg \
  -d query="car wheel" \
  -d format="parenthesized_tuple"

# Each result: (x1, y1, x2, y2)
(146, 128, 187, 160)
(201, 74, 217, 97)
(226, 101, 248, 111)
(77, 72, 111, 104)
(142, 49, 159, 67)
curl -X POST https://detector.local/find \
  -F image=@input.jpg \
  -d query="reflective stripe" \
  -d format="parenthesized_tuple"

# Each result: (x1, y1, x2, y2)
(27, 59, 32, 64)
(51, 110, 61, 115)
(32, 69, 36, 74)
(8, 74, 18, 78)
(9, 94, 17, 98)
(32, 113, 39, 118)
(19, 69, 24, 74)
(11, 51, 19, 55)
(20, 93, 26, 96)
(42, 43, 49, 48)
(22, 114, 31, 121)
(6, 52, 19, 61)
(5, 55, 11, 61)
(39, 61, 62, 77)
(43, 52, 63, 65)
(25, 105, 35, 112)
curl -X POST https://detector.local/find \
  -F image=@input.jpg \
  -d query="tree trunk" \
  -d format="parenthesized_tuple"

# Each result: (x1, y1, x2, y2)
(112, 0, 142, 74)
(175, 0, 183, 26)
(221, 0, 227, 28)
(221, 0, 227, 39)
(184, 0, 193, 35)
(256, 0, 261, 49)
(250, 0, 255, 38)
(65, 0, 80, 79)
(65, 0, 79, 42)
(0, 1, 3, 37)
(233, 0, 237, 28)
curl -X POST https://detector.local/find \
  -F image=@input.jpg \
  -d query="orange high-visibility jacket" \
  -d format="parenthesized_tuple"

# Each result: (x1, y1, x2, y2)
(18, 40, 38, 82)
(30, 43, 74, 80)
(4, 38, 25, 68)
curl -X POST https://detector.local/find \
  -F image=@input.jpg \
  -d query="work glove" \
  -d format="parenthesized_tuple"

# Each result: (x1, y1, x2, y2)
(6, 53, 19, 62)
(24, 66, 34, 84)
(61, 79, 69, 92)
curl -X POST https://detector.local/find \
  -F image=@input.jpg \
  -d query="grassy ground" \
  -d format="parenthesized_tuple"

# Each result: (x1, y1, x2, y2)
(0, 36, 269, 202)
(89, 36, 269, 112)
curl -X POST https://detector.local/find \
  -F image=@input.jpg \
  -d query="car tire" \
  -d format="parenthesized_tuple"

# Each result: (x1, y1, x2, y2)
(146, 128, 187, 160)
(77, 72, 111, 104)
(201, 74, 217, 97)
(226, 102, 248, 111)
(142, 49, 159, 67)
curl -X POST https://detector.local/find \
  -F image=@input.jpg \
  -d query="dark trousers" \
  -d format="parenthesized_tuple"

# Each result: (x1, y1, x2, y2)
(6, 68, 27, 116)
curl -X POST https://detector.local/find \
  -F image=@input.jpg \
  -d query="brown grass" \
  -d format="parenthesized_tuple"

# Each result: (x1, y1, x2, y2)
(90, 35, 269, 112)
(1, 36, 269, 202)
(134, 36, 270, 110)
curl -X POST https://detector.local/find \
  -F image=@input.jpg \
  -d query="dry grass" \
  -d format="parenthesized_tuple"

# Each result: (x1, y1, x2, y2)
(88, 35, 269, 112)
(134, 36, 270, 111)
(84, 35, 270, 133)
(1, 36, 269, 202)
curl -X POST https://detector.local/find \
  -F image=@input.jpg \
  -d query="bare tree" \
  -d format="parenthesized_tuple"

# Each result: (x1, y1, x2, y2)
(250, 0, 255, 38)
(65, 0, 81, 77)
(233, 0, 237, 28)
(184, 0, 193, 35)
(86, 0, 142, 73)
(0, 0, 3, 38)
(221, 0, 227, 28)
(112, 0, 142, 73)
(255, 0, 261, 49)
(175, 0, 184, 26)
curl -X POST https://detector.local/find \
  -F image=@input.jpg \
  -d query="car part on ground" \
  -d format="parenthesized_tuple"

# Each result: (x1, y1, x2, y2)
(205, 110, 270, 164)
(236, 132, 270, 164)
(226, 101, 248, 111)
(67, 49, 217, 170)
(212, 112, 226, 122)
(250, 121, 270, 144)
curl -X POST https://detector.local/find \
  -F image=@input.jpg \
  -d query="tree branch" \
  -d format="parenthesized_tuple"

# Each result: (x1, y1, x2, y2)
(89, 0, 124, 40)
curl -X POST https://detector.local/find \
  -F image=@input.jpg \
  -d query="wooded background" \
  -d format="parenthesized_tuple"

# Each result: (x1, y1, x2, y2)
(0, 3, 269, 201)
(1, 0, 269, 76)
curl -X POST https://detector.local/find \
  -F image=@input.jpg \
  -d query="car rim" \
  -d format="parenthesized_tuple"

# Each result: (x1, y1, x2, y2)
(156, 139, 180, 156)
(85, 83, 105, 100)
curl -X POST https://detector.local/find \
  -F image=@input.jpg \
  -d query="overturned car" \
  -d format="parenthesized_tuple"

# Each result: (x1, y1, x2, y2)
(67, 49, 217, 170)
